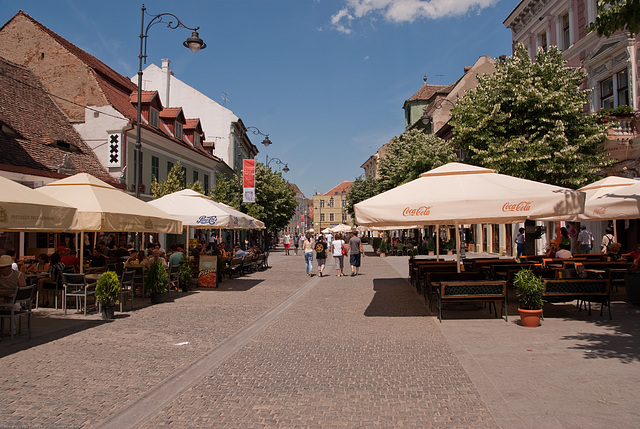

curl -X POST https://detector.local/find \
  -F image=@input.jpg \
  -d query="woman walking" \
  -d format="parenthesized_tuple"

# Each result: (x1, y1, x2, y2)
(315, 235, 328, 277)
(331, 233, 346, 277)
(303, 233, 315, 276)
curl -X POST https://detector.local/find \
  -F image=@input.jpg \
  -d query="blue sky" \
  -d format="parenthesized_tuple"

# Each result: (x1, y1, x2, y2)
(1, 0, 520, 198)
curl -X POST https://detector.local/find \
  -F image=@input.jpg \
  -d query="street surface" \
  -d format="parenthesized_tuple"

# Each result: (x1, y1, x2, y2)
(1, 247, 639, 428)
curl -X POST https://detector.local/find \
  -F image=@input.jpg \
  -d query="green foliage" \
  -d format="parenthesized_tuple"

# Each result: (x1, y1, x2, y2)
(372, 237, 382, 251)
(378, 240, 388, 253)
(179, 262, 193, 289)
(95, 271, 120, 306)
(586, 0, 640, 37)
(425, 237, 436, 252)
(145, 260, 169, 294)
(444, 238, 456, 251)
(513, 269, 545, 310)
(377, 129, 458, 192)
(345, 176, 380, 219)
(151, 160, 204, 198)
(597, 105, 639, 118)
(451, 44, 612, 188)
(211, 164, 297, 234)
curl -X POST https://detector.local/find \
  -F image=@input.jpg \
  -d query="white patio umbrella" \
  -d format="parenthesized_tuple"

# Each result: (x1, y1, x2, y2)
(354, 163, 586, 271)
(0, 175, 76, 231)
(35, 173, 182, 269)
(577, 176, 640, 220)
(330, 223, 355, 233)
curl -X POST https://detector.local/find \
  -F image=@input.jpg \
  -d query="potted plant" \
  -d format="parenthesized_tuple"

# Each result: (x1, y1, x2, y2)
(425, 238, 435, 255)
(445, 238, 456, 255)
(145, 259, 169, 303)
(95, 271, 120, 320)
(179, 262, 193, 292)
(378, 240, 388, 257)
(513, 268, 545, 327)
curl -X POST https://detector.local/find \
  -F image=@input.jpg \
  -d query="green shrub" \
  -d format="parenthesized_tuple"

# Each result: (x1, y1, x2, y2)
(145, 260, 169, 294)
(95, 271, 120, 307)
(513, 269, 544, 310)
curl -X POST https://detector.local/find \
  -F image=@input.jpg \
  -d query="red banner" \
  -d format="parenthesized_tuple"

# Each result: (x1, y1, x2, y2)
(243, 159, 256, 203)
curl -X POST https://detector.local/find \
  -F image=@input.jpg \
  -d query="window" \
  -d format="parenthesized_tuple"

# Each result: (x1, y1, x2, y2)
(149, 107, 159, 128)
(151, 156, 159, 182)
(538, 31, 547, 52)
(329, 197, 334, 208)
(175, 122, 183, 140)
(320, 213, 325, 222)
(319, 199, 325, 208)
(193, 171, 198, 184)
(167, 161, 174, 175)
(203, 174, 209, 194)
(561, 14, 570, 50)
(342, 213, 348, 223)
(330, 213, 335, 222)
(194, 133, 201, 147)
(600, 69, 629, 110)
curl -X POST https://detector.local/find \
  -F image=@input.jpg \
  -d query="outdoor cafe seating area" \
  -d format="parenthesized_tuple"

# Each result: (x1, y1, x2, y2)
(408, 253, 632, 321)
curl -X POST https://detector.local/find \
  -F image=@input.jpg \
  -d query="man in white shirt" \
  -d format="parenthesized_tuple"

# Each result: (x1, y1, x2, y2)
(283, 233, 291, 255)
(577, 226, 593, 254)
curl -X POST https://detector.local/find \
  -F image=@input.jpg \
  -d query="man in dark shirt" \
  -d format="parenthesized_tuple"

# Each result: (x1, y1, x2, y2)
(348, 231, 365, 277)
(89, 247, 107, 271)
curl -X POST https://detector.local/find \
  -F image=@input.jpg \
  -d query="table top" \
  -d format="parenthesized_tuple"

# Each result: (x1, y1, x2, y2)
(84, 273, 102, 281)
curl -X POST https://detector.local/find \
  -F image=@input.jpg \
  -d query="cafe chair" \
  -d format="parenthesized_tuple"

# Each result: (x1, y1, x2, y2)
(40, 267, 74, 310)
(62, 273, 96, 316)
(120, 269, 135, 312)
(168, 263, 180, 298)
(0, 285, 35, 344)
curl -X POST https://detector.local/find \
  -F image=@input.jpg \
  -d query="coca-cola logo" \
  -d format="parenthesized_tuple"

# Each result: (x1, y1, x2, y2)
(402, 206, 431, 216)
(502, 201, 532, 212)
(592, 207, 606, 215)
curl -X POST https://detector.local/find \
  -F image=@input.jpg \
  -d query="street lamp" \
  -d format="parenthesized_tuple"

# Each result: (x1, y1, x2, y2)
(245, 126, 272, 148)
(420, 98, 457, 126)
(135, 4, 206, 199)
(266, 156, 290, 173)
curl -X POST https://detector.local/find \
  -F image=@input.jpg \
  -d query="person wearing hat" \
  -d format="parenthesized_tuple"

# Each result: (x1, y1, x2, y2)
(0, 254, 26, 298)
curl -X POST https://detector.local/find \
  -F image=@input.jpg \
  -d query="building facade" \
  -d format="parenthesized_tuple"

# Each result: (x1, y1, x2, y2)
(312, 181, 353, 233)
(283, 183, 310, 237)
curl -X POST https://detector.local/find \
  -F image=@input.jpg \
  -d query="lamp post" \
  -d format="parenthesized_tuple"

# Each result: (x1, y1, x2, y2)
(266, 156, 290, 173)
(245, 126, 272, 148)
(135, 4, 206, 199)
(420, 98, 457, 127)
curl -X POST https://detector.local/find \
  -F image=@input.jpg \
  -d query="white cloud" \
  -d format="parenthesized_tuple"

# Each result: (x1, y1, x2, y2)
(331, 0, 499, 32)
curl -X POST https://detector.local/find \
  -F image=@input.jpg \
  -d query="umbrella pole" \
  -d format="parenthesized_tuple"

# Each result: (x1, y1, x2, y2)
(613, 221, 618, 243)
(79, 231, 84, 273)
(455, 221, 461, 273)
(436, 225, 440, 261)
(186, 226, 190, 259)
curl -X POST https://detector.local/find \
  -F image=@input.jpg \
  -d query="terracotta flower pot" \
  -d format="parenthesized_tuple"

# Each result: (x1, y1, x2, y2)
(518, 308, 542, 327)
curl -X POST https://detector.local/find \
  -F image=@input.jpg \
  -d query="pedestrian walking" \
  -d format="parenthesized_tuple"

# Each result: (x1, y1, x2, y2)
(577, 225, 594, 254)
(302, 233, 315, 276)
(283, 233, 291, 255)
(348, 230, 365, 276)
(314, 235, 328, 277)
(601, 227, 615, 254)
(293, 234, 299, 256)
(515, 227, 525, 261)
(331, 233, 346, 277)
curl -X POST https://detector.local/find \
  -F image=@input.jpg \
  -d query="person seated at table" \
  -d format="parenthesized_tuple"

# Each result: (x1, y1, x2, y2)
(622, 244, 640, 262)
(233, 244, 246, 259)
(59, 246, 80, 273)
(114, 243, 130, 259)
(138, 251, 151, 270)
(123, 249, 141, 268)
(88, 247, 107, 272)
(544, 242, 557, 258)
(168, 245, 184, 266)
(147, 249, 168, 269)
(252, 244, 263, 256)
(555, 243, 572, 259)
(26, 253, 50, 274)
(3, 250, 20, 271)
(0, 255, 27, 333)
(36, 252, 65, 307)
(606, 242, 622, 262)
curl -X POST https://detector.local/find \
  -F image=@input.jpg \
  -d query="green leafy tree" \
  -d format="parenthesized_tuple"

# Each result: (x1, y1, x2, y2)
(345, 176, 380, 219)
(587, 0, 640, 37)
(450, 44, 611, 188)
(151, 160, 204, 198)
(211, 164, 296, 234)
(377, 129, 458, 192)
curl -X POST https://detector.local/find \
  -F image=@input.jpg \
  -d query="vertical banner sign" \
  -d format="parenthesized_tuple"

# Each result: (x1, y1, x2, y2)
(243, 159, 256, 203)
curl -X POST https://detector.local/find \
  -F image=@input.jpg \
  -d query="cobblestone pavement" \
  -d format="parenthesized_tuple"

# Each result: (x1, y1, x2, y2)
(2, 248, 639, 428)
(1, 249, 495, 428)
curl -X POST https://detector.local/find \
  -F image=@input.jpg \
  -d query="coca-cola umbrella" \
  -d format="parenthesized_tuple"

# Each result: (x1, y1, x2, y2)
(354, 162, 585, 271)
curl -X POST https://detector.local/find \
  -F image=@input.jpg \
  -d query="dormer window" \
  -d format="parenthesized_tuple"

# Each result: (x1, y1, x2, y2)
(149, 107, 159, 128)
(175, 122, 183, 139)
(194, 133, 201, 147)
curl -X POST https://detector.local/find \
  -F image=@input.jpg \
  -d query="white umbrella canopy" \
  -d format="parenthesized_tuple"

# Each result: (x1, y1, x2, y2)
(576, 176, 640, 220)
(215, 201, 265, 229)
(0, 175, 76, 231)
(330, 223, 356, 233)
(354, 163, 586, 227)
(35, 173, 181, 233)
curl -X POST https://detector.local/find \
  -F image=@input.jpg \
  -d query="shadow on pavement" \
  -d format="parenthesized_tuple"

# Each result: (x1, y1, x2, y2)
(365, 278, 431, 317)
(203, 278, 263, 292)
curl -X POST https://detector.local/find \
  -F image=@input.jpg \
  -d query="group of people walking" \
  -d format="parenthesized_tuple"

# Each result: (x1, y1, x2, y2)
(291, 231, 365, 277)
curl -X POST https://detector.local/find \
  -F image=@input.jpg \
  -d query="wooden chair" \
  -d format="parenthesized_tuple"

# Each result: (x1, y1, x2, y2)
(0, 285, 35, 344)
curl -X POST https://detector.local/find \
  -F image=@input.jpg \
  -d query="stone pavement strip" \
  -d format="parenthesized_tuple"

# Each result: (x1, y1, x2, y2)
(1, 247, 639, 428)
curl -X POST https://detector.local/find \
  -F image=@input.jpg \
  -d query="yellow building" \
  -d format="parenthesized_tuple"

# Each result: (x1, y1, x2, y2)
(312, 181, 353, 233)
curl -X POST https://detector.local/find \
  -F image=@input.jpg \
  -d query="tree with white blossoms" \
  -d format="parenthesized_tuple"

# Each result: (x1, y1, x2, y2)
(450, 43, 612, 188)
(377, 128, 458, 192)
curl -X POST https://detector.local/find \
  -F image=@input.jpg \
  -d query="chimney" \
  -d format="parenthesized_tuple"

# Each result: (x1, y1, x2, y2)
(162, 58, 171, 107)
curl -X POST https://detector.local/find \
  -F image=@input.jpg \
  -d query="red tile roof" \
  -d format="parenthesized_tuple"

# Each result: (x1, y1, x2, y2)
(0, 56, 117, 185)
(322, 181, 353, 195)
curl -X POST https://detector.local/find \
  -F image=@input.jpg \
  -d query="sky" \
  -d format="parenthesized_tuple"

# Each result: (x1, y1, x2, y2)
(1, 0, 521, 198)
